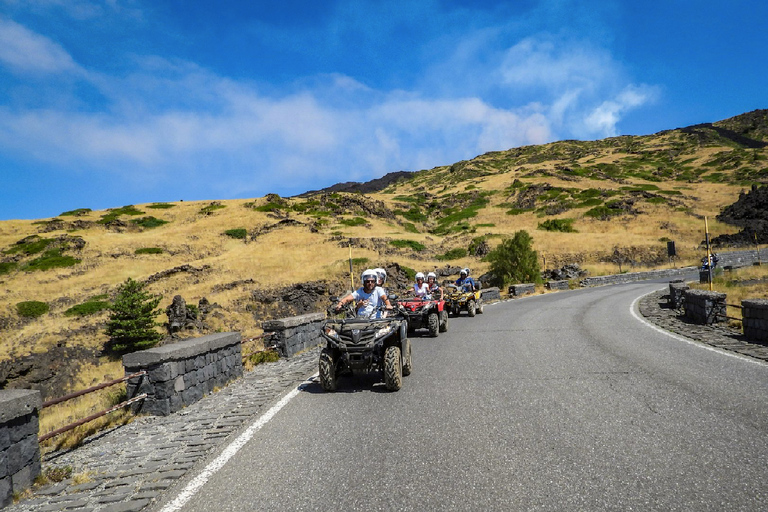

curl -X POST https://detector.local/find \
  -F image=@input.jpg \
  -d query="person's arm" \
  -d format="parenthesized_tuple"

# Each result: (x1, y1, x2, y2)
(337, 291, 355, 310)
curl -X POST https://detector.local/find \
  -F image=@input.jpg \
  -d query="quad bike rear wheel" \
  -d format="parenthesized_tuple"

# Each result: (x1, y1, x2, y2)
(402, 339, 413, 376)
(467, 299, 476, 317)
(428, 312, 439, 337)
(477, 301, 484, 314)
(384, 345, 403, 391)
(319, 349, 337, 392)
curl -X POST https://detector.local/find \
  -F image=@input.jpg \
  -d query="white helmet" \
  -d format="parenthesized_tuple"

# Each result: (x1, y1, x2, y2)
(463, 267, 471, 276)
(427, 272, 436, 280)
(374, 267, 387, 284)
(415, 272, 425, 280)
(361, 269, 378, 283)
(460, 268, 468, 277)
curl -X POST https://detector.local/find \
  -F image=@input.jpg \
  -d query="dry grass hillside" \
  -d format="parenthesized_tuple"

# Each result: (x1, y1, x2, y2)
(2, 109, 767, 405)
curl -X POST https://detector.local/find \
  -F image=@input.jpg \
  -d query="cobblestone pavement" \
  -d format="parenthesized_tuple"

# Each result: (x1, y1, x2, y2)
(7, 348, 320, 512)
(638, 289, 768, 363)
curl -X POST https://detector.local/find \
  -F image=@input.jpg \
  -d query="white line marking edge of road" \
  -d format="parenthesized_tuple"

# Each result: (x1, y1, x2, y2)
(159, 374, 318, 512)
(630, 289, 764, 366)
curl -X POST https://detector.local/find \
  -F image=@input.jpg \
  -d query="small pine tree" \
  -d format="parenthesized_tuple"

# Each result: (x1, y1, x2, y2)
(105, 277, 163, 353)
(484, 230, 542, 287)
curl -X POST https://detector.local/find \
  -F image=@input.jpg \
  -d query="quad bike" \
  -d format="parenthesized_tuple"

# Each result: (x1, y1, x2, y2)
(445, 284, 484, 317)
(318, 298, 412, 392)
(395, 296, 448, 337)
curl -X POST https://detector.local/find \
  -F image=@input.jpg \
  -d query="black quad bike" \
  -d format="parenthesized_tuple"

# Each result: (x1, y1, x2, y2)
(318, 299, 412, 392)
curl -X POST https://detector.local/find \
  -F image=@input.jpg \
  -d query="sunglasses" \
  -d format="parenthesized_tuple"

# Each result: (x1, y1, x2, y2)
(363, 279, 376, 283)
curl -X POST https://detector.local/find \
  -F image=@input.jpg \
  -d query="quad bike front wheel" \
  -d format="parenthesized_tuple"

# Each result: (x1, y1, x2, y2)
(319, 349, 337, 392)
(402, 339, 413, 376)
(428, 312, 439, 337)
(467, 299, 476, 317)
(477, 301, 484, 314)
(384, 345, 403, 391)
(439, 310, 448, 332)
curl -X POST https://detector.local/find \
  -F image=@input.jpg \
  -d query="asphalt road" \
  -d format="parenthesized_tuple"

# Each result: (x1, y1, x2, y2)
(155, 281, 768, 511)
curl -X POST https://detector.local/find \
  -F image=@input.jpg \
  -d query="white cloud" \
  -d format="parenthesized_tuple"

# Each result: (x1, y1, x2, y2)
(0, 18, 80, 74)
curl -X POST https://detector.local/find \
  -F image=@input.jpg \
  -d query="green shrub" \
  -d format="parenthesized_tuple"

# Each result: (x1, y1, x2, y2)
(506, 208, 532, 215)
(146, 203, 175, 209)
(60, 208, 92, 216)
(224, 228, 248, 239)
(252, 202, 285, 212)
(3, 236, 56, 255)
(402, 222, 419, 233)
(484, 230, 542, 287)
(0, 261, 18, 275)
(351, 257, 370, 266)
(389, 239, 425, 252)
(248, 349, 280, 365)
(98, 205, 144, 224)
(22, 249, 81, 271)
(584, 206, 622, 219)
(400, 265, 416, 280)
(64, 300, 110, 317)
(105, 278, 162, 353)
(199, 203, 226, 215)
(436, 248, 468, 261)
(132, 216, 168, 229)
(338, 217, 368, 227)
(16, 301, 49, 318)
(135, 247, 164, 255)
(396, 208, 428, 223)
(538, 218, 577, 233)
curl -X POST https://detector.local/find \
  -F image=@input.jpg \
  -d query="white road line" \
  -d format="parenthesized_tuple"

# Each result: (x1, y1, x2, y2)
(159, 375, 318, 512)
(630, 290, 765, 366)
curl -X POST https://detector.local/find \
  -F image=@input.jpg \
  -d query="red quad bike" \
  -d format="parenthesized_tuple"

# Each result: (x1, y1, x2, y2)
(396, 297, 448, 337)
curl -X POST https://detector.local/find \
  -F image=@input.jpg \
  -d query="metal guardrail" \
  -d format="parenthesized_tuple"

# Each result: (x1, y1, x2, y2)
(241, 332, 277, 359)
(39, 371, 148, 443)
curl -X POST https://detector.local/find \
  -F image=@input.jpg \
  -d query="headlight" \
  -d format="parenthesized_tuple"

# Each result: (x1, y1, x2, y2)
(324, 325, 340, 340)
(376, 326, 394, 338)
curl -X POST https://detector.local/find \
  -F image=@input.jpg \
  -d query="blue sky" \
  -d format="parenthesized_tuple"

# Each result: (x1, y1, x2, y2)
(0, 1, 766, 220)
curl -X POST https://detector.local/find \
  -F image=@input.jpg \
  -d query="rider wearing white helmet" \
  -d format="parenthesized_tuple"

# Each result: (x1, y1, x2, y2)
(455, 268, 476, 292)
(373, 268, 387, 289)
(336, 269, 392, 318)
(426, 271, 443, 301)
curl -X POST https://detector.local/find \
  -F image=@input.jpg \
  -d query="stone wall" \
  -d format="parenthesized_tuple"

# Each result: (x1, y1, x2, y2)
(683, 289, 726, 325)
(480, 287, 501, 301)
(742, 299, 768, 343)
(668, 280, 689, 309)
(508, 283, 536, 297)
(0, 390, 41, 508)
(546, 280, 570, 291)
(123, 333, 243, 416)
(579, 267, 697, 287)
(263, 313, 326, 357)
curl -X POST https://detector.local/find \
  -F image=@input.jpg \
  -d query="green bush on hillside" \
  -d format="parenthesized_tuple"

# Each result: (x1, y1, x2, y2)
(389, 239, 425, 252)
(224, 228, 248, 239)
(64, 299, 111, 317)
(484, 230, 542, 287)
(16, 301, 49, 318)
(147, 203, 175, 209)
(105, 278, 163, 353)
(538, 218, 577, 233)
(98, 205, 144, 224)
(60, 208, 92, 216)
(338, 217, 368, 227)
(22, 249, 80, 271)
(132, 216, 168, 229)
(437, 248, 468, 261)
(135, 247, 164, 255)
(0, 261, 18, 275)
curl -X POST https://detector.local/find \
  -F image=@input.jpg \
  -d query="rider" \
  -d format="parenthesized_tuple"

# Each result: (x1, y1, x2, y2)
(411, 272, 429, 299)
(336, 269, 392, 318)
(373, 267, 388, 293)
(426, 272, 443, 300)
(455, 268, 476, 292)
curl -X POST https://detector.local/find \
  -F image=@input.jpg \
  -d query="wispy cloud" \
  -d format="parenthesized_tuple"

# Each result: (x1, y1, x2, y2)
(0, 17, 80, 74)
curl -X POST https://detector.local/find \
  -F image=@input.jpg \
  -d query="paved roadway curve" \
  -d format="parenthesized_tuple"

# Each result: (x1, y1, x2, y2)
(154, 281, 768, 511)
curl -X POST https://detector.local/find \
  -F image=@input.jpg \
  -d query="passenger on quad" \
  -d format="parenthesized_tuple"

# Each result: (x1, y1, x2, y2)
(336, 269, 392, 318)
(410, 272, 430, 298)
(455, 268, 477, 292)
(426, 272, 443, 300)
(374, 267, 388, 293)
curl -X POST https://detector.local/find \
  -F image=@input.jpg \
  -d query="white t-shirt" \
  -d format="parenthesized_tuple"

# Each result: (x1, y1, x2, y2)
(413, 282, 429, 298)
(351, 286, 387, 318)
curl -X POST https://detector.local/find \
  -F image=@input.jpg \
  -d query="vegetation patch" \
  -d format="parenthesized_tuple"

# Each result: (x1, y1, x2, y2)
(389, 239, 425, 252)
(146, 202, 175, 209)
(437, 248, 468, 261)
(135, 247, 164, 255)
(199, 203, 226, 215)
(16, 301, 49, 318)
(64, 299, 110, 317)
(224, 228, 248, 239)
(0, 261, 18, 275)
(584, 205, 623, 220)
(351, 257, 370, 266)
(131, 216, 168, 229)
(60, 208, 92, 217)
(3, 236, 57, 256)
(98, 205, 144, 224)
(22, 249, 81, 272)
(538, 218, 577, 232)
(402, 222, 419, 233)
(338, 217, 368, 227)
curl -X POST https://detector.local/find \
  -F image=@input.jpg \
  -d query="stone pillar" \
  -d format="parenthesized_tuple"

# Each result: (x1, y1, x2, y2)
(668, 280, 689, 309)
(0, 390, 42, 508)
(262, 313, 325, 357)
(508, 283, 536, 297)
(682, 289, 726, 325)
(742, 299, 768, 343)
